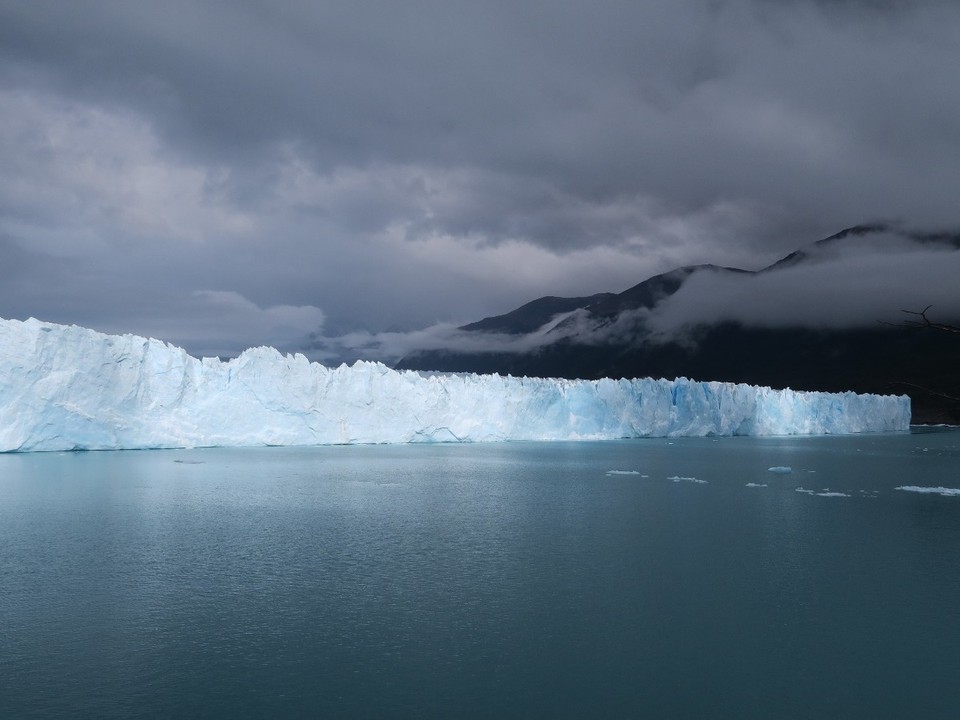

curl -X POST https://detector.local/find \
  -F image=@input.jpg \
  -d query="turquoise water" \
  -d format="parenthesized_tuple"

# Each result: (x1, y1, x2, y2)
(2, 430, 959, 719)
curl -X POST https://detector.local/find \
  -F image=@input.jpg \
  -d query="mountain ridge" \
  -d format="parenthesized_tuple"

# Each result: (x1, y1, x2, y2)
(398, 224, 960, 423)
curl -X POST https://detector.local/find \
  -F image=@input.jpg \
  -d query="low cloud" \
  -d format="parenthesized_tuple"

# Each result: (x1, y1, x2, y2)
(89, 290, 327, 360)
(319, 234, 960, 364)
(179, 291, 326, 357)
(305, 309, 586, 365)
(645, 245, 960, 333)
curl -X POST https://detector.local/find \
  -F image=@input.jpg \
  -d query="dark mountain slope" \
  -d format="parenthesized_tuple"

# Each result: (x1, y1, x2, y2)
(397, 225, 960, 423)
(460, 293, 615, 335)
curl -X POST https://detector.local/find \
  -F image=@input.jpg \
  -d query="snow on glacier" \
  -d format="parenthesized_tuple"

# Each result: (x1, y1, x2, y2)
(0, 317, 911, 452)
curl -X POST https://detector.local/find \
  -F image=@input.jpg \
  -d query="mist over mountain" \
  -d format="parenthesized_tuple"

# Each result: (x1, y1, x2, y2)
(397, 225, 960, 423)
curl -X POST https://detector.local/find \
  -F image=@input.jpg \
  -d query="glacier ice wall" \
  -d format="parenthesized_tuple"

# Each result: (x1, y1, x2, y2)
(0, 317, 910, 452)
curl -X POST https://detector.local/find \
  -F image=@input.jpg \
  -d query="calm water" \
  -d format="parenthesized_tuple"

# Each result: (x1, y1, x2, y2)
(2, 430, 959, 719)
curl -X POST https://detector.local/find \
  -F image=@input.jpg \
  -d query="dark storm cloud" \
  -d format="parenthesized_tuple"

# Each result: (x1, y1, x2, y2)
(1, 0, 959, 357)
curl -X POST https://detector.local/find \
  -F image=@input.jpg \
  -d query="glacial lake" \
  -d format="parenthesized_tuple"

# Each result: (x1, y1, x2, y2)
(2, 429, 959, 719)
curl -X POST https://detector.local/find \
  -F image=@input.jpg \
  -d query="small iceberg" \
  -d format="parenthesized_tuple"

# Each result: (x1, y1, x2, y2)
(896, 486, 960, 497)
(796, 486, 849, 497)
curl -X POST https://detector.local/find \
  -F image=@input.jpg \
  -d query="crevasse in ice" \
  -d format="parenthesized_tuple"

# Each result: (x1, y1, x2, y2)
(0, 317, 910, 452)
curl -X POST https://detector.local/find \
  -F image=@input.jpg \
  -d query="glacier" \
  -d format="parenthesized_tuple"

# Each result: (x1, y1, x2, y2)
(0, 317, 910, 452)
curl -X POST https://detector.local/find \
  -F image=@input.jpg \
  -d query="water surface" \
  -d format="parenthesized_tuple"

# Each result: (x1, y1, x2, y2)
(2, 430, 959, 718)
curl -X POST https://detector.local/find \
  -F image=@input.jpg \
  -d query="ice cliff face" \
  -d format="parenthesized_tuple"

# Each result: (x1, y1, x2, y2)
(0, 317, 910, 452)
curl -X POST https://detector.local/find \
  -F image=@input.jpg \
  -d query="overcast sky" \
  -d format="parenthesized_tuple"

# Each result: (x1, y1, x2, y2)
(2, 0, 959, 359)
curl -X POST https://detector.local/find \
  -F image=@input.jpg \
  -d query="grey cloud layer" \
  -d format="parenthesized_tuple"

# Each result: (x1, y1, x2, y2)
(1, 0, 959, 357)
(312, 234, 960, 364)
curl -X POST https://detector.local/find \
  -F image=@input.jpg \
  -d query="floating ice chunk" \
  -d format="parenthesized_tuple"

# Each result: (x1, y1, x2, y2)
(0, 317, 913, 452)
(896, 486, 960, 497)
(797, 486, 849, 497)
(669, 476, 707, 484)
(768, 466, 793, 474)
(745, 482, 768, 488)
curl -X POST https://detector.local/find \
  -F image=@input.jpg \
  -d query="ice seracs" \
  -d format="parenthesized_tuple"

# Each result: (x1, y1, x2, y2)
(0, 317, 911, 452)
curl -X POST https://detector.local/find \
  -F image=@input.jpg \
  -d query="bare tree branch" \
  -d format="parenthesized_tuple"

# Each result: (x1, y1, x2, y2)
(899, 305, 960, 333)
(888, 381, 960, 405)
